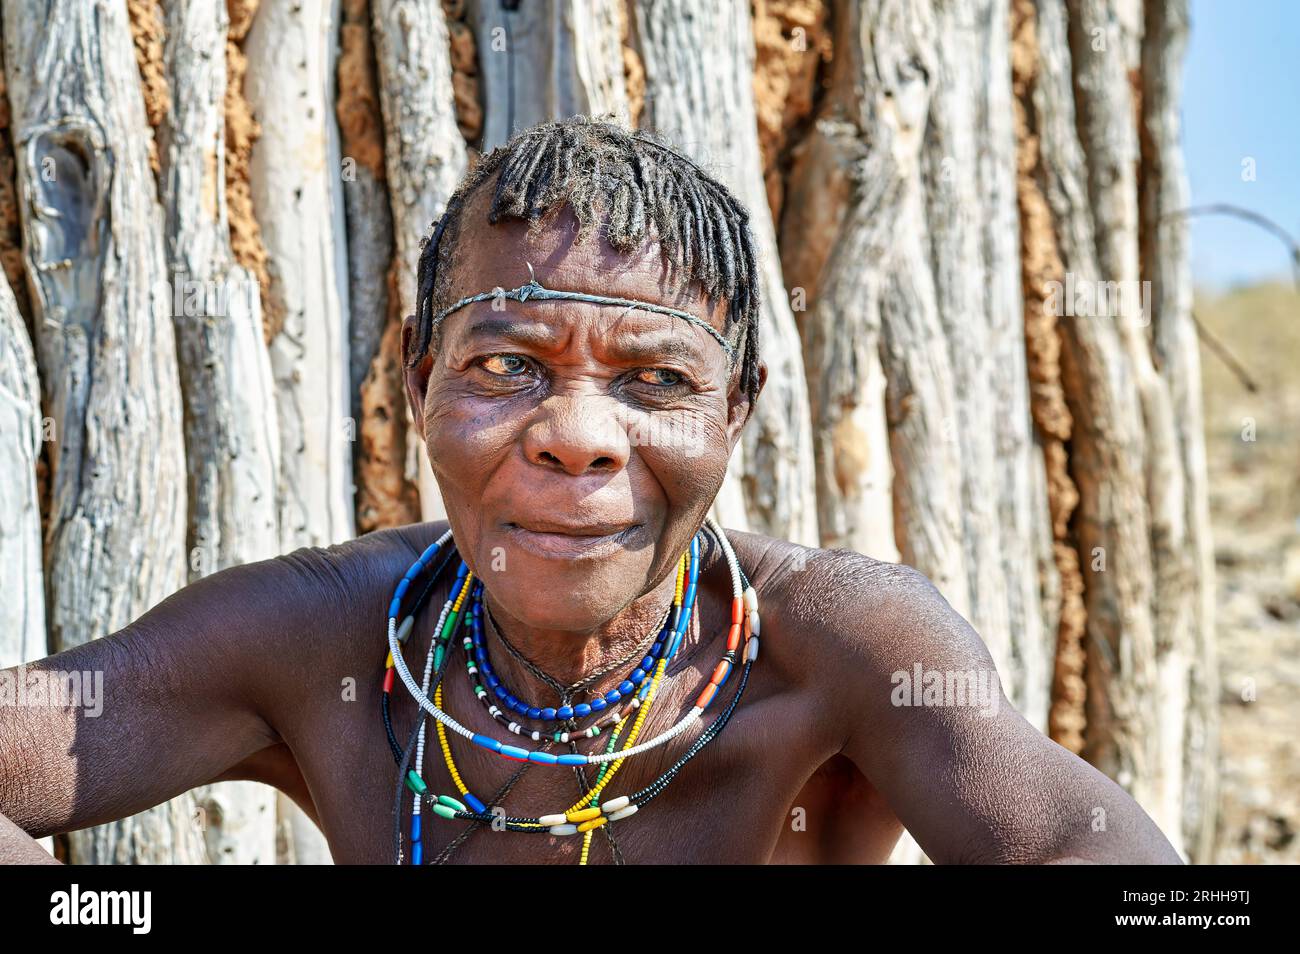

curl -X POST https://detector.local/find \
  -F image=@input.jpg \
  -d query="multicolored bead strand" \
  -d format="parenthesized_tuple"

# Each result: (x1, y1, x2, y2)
(386, 541, 715, 768)
(468, 564, 684, 724)
(409, 558, 476, 863)
(381, 518, 760, 863)
(463, 584, 669, 741)
(579, 714, 631, 865)
(416, 523, 759, 842)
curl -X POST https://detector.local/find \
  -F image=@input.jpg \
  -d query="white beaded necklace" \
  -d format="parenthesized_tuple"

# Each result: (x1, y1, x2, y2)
(387, 516, 756, 767)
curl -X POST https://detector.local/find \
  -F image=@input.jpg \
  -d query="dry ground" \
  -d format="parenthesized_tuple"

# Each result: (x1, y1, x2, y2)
(1197, 281, 1300, 864)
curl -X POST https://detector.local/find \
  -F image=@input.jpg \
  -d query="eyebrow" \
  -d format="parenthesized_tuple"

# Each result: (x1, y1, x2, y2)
(461, 312, 714, 366)
(462, 315, 560, 350)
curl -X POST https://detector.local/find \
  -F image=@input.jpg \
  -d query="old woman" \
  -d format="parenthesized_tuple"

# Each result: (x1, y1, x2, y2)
(0, 119, 1178, 865)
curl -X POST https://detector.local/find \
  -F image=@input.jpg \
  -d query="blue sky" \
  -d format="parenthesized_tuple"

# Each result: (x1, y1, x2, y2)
(1184, 0, 1300, 288)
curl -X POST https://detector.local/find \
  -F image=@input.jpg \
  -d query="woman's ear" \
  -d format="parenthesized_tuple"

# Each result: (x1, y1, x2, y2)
(401, 315, 433, 431)
(725, 359, 766, 450)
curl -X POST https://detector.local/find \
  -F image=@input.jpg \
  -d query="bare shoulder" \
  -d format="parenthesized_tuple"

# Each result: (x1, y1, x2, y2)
(725, 530, 998, 692)
(161, 521, 453, 694)
(258, 521, 452, 657)
(268, 521, 451, 615)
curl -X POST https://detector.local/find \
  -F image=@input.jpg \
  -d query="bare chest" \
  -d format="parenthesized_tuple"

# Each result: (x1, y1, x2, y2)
(293, 652, 895, 864)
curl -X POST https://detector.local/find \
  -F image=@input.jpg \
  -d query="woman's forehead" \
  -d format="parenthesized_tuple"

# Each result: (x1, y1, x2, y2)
(443, 203, 730, 336)
(445, 297, 726, 369)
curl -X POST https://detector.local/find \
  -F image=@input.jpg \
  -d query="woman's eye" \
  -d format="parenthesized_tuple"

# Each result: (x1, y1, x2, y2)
(636, 368, 684, 387)
(480, 354, 530, 376)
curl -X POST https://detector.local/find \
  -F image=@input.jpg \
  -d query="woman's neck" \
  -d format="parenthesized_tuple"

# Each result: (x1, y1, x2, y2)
(473, 528, 727, 704)
(481, 568, 681, 699)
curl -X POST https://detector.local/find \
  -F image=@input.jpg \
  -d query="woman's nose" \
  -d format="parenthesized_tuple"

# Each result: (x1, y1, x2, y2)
(521, 395, 630, 476)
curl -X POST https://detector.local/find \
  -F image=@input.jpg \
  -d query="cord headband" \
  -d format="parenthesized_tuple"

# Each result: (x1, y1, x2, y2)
(430, 270, 737, 363)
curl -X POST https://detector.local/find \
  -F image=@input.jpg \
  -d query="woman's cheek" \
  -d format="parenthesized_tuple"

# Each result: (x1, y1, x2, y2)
(631, 407, 733, 503)
(424, 390, 526, 480)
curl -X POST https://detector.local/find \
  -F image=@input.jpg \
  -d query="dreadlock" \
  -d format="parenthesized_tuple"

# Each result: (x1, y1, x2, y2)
(407, 117, 763, 403)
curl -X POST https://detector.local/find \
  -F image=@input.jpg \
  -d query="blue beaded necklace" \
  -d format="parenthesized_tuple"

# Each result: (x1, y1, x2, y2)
(465, 587, 666, 742)
(468, 533, 702, 726)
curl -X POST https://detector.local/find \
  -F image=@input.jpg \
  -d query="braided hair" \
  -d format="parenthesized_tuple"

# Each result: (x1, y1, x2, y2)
(406, 117, 763, 403)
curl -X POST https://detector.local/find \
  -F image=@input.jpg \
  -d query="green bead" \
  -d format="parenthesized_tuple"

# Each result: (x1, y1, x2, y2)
(432, 803, 458, 820)
(433, 646, 444, 669)
(440, 611, 459, 639)
(437, 794, 467, 812)
(405, 771, 427, 795)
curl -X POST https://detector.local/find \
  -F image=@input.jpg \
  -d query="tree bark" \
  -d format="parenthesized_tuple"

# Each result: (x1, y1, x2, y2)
(631, 0, 818, 546)
(157, 0, 279, 866)
(0, 271, 44, 668)
(3, 0, 203, 864)
(243, 0, 352, 863)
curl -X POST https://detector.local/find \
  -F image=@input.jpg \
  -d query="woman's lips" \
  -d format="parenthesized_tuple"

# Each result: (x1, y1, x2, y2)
(503, 521, 642, 560)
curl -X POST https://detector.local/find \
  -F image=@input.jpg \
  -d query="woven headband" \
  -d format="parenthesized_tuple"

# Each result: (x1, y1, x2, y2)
(429, 267, 737, 363)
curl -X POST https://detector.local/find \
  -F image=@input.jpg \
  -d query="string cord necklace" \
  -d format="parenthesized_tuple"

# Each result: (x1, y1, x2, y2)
(482, 601, 672, 863)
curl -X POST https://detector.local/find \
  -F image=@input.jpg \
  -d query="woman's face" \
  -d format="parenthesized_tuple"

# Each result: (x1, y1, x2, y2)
(403, 199, 760, 633)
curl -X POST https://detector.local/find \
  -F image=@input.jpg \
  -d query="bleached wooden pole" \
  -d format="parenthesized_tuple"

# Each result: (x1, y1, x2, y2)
(469, 0, 632, 145)
(244, 0, 355, 553)
(779, 0, 899, 563)
(3, 0, 204, 864)
(0, 272, 45, 670)
(157, 0, 280, 865)
(243, 0, 353, 863)
(370, 0, 468, 524)
(1031, 0, 1160, 825)
(1138, 0, 1217, 862)
(631, 0, 818, 545)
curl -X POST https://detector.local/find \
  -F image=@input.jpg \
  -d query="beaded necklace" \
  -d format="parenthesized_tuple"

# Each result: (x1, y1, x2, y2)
(388, 560, 721, 769)
(466, 582, 676, 740)
(414, 559, 681, 860)
(411, 543, 694, 823)
(423, 552, 689, 851)
(381, 517, 760, 863)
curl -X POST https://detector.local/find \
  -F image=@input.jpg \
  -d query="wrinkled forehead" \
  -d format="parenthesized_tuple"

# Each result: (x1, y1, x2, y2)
(437, 197, 735, 362)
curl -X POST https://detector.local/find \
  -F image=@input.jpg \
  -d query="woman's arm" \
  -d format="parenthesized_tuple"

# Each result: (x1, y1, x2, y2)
(801, 552, 1183, 864)
(0, 810, 59, 864)
(0, 552, 332, 845)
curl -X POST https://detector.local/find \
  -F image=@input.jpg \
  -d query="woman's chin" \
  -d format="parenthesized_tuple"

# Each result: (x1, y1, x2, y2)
(476, 570, 647, 635)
